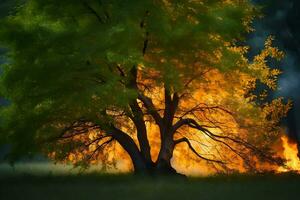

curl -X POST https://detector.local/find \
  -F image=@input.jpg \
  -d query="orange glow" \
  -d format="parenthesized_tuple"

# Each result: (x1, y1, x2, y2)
(52, 61, 292, 175)
(278, 135, 300, 173)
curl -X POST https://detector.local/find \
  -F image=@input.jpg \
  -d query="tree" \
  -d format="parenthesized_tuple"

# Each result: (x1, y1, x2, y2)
(0, 0, 291, 175)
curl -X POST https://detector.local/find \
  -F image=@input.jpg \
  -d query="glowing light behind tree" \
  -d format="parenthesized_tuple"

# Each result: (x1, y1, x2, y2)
(0, 0, 293, 175)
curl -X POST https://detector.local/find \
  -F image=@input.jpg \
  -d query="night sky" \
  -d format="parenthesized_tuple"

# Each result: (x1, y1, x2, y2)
(0, 0, 300, 159)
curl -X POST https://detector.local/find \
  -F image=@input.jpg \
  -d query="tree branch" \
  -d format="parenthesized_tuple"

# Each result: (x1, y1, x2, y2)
(129, 100, 152, 163)
(85, 137, 114, 161)
(82, 1, 105, 23)
(138, 93, 162, 126)
(172, 118, 193, 134)
(174, 137, 224, 164)
(140, 10, 150, 56)
(84, 135, 112, 147)
(177, 118, 282, 165)
(127, 66, 152, 163)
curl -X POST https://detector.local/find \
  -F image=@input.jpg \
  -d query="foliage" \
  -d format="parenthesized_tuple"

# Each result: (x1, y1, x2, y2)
(0, 0, 291, 174)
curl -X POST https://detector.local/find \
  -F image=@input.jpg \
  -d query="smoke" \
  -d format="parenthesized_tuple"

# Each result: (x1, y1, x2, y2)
(251, 0, 300, 142)
(278, 52, 300, 98)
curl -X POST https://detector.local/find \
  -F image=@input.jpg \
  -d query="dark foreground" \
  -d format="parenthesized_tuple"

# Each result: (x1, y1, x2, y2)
(1, 173, 300, 200)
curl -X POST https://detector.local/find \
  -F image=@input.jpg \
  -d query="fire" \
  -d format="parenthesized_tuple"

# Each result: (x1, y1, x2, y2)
(52, 68, 293, 176)
(278, 135, 300, 173)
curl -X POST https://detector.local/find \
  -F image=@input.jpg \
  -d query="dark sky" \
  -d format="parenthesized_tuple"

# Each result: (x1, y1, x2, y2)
(251, 0, 300, 142)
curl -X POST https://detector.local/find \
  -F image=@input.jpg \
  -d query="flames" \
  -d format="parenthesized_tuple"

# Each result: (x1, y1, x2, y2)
(52, 67, 298, 176)
(277, 135, 300, 173)
(173, 134, 300, 175)
(55, 114, 300, 176)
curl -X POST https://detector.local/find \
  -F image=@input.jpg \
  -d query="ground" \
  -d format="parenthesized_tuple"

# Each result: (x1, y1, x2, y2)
(1, 172, 300, 200)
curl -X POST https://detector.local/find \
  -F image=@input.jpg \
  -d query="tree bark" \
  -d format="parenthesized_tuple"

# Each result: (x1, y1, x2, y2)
(113, 70, 181, 175)
(154, 89, 179, 174)
(129, 101, 153, 168)
(156, 133, 177, 174)
(128, 66, 153, 169)
(108, 126, 149, 174)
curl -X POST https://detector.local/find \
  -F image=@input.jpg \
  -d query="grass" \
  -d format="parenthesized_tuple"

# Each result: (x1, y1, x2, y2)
(1, 172, 300, 200)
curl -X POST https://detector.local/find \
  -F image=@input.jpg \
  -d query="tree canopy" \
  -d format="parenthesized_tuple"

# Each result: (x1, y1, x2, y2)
(0, 0, 291, 175)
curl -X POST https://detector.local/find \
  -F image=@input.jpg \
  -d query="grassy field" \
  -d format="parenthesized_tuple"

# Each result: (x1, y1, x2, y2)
(1, 172, 300, 200)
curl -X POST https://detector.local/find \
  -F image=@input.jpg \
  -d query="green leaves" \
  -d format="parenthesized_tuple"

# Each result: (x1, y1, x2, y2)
(0, 0, 259, 160)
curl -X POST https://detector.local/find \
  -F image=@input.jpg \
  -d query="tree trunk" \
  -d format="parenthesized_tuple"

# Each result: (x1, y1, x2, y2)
(109, 126, 149, 174)
(154, 89, 179, 174)
(155, 133, 177, 174)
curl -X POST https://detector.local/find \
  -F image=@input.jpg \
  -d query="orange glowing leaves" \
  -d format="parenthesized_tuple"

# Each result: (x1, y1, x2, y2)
(53, 64, 291, 175)
(250, 36, 284, 90)
(47, 33, 293, 176)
